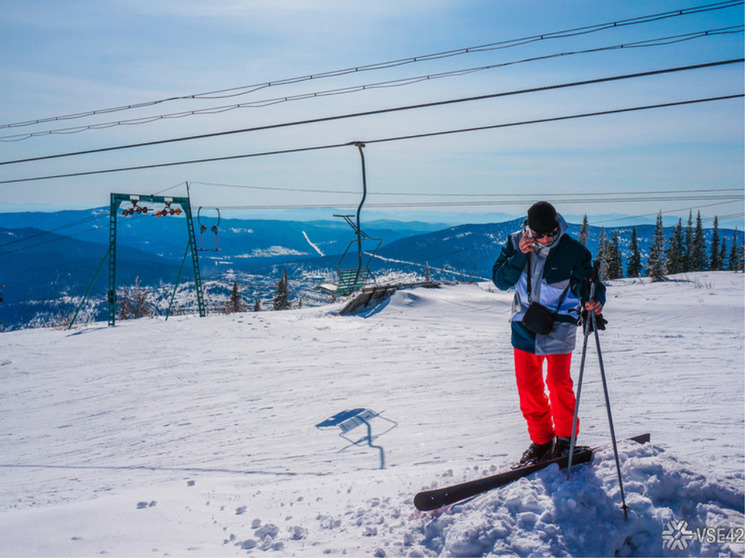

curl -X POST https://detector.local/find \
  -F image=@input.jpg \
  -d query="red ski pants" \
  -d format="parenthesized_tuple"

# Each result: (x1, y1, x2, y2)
(514, 348, 578, 445)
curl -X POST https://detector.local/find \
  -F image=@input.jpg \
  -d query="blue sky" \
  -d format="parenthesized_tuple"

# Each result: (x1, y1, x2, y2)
(0, 1, 743, 226)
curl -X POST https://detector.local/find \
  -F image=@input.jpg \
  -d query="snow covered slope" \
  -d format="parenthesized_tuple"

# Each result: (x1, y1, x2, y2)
(0, 272, 743, 557)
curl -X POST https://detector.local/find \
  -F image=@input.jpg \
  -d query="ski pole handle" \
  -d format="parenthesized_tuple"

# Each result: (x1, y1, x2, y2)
(588, 259, 599, 302)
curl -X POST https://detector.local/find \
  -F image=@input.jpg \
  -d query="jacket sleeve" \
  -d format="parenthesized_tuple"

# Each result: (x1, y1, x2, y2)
(572, 246, 607, 306)
(493, 235, 528, 291)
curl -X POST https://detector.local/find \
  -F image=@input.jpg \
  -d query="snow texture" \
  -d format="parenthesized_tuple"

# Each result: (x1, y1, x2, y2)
(0, 272, 743, 557)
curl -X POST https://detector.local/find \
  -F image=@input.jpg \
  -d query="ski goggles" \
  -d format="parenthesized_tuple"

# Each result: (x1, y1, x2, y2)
(528, 227, 559, 242)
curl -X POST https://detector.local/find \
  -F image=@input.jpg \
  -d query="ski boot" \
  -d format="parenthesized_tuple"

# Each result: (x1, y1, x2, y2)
(552, 436, 572, 459)
(514, 440, 554, 468)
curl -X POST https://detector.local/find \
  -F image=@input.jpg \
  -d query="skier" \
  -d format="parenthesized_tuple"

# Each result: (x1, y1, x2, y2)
(493, 201, 605, 465)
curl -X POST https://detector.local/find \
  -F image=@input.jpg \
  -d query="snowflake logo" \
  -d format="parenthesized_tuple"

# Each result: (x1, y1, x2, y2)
(661, 520, 695, 550)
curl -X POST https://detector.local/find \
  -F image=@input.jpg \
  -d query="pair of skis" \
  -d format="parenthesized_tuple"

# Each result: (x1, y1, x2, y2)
(413, 433, 650, 511)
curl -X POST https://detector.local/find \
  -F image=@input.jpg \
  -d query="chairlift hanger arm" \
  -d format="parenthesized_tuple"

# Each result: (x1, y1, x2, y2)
(197, 206, 221, 226)
(317, 143, 381, 296)
(197, 206, 221, 252)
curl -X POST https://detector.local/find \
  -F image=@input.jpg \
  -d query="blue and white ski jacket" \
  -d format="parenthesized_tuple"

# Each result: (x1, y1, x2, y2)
(492, 215, 606, 355)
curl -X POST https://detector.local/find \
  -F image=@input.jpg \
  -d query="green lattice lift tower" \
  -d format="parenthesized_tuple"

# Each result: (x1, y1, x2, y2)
(108, 193, 206, 326)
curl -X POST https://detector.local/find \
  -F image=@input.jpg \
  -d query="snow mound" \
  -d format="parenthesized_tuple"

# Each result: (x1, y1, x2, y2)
(384, 282, 502, 313)
(403, 441, 744, 557)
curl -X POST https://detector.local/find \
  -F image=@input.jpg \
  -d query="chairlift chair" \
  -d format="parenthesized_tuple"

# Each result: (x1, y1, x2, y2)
(317, 143, 381, 297)
(197, 207, 221, 252)
(318, 215, 381, 296)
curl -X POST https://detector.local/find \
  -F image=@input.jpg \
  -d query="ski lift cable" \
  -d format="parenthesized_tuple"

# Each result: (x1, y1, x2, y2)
(1, 26, 740, 143)
(0, 213, 107, 249)
(0, 197, 739, 260)
(367, 209, 744, 276)
(1, 192, 737, 255)
(206, 193, 744, 211)
(2, 0, 739, 130)
(0, 92, 742, 186)
(191, 181, 743, 199)
(0, 181, 187, 251)
(442, 200, 745, 267)
(1, 58, 741, 168)
(0, 192, 195, 256)
(591, 200, 746, 225)
(0, 212, 142, 256)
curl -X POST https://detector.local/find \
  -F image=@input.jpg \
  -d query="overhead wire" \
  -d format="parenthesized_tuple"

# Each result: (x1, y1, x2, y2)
(200, 194, 744, 211)
(0, 92, 741, 185)
(0, 181, 188, 254)
(2, 0, 740, 131)
(2, 5, 741, 271)
(0, 213, 142, 257)
(1, 194, 739, 259)
(6, 184, 734, 255)
(0, 213, 107, 249)
(152, 181, 189, 196)
(591, 201, 745, 225)
(0, 195, 192, 256)
(0, 222, 106, 257)
(191, 182, 743, 199)
(429, 199, 745, 270)
(1, 26, 741, 143)
(1, 59, 741, 168)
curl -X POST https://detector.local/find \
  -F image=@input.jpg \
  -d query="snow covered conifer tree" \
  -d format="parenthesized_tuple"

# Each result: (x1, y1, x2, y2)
(683, 210, 694, 272)
(272, 269, 291, 311)
(720, 237, 728, 271)
(728, 228, 738, 271)
(613, 231, 623, 279)
(692, 211, 707, 271)
(626, 226, 642, 278)
(666, 219, 684, 275)
(225, 281, 247, 313)
(709, 216, 722, 271)
(579, 215, 589, 246)
(605, 231, 622, 279)
(729, 227, 744, 272)
(647, 212, 667, 282)
(596, 227, 609, 279)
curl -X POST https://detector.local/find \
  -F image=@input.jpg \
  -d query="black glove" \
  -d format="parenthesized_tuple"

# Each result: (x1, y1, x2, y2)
(580, 309, 607, 332)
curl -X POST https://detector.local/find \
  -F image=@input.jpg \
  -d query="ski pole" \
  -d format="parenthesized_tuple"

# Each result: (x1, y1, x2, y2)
(566, 314, 591, 478)
(567, 261, 598, 478)
(591, 309, 629, 517)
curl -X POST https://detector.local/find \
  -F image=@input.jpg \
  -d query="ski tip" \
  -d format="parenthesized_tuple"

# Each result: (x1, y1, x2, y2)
(630, 433, 651, 445)
(413, 493, 439, 512)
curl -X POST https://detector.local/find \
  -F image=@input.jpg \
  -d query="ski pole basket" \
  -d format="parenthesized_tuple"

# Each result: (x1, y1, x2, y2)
(315, 408, 397, 469)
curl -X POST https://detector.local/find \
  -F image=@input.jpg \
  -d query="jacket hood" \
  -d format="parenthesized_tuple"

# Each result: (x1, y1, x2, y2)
(535, 213, 569, 255)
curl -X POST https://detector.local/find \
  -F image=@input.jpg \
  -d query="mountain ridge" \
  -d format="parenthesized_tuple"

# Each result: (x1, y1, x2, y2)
(0, 209, 742, 330)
